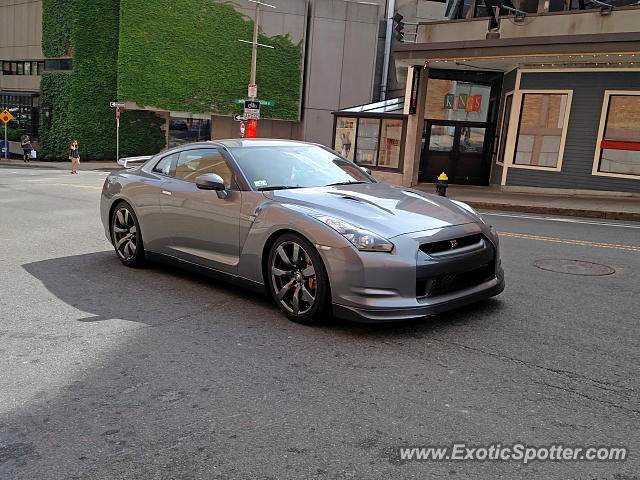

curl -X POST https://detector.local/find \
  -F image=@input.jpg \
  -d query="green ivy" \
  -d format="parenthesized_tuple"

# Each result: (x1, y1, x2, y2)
(39, 0, 166, 159)
(38, 72, 72, 159)
(117, 0, 303, 120)
(41, 0, 73, 58)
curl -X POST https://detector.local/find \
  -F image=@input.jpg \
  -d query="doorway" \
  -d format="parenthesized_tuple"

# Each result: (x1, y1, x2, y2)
(419, 121, 489, 185)
(417, 69, 503, 185)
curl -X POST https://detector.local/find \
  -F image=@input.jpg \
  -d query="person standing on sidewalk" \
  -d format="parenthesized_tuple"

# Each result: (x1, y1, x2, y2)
(69, 140, 80, 174)
(21, 135, 32, 162)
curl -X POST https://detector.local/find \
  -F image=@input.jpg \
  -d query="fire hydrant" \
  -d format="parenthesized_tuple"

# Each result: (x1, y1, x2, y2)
(435, 172, 448, 196)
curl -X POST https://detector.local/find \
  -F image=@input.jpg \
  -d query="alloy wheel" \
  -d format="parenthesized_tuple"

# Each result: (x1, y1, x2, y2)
(270, 241, 318, 315)
(113, 207, 138, 261)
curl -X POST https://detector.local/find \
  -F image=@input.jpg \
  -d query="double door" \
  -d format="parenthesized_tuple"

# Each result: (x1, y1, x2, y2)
(419, 121, 491, 185)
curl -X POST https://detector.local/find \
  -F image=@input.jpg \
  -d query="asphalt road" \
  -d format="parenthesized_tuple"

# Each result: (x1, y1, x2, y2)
(0, 167, 638, 480)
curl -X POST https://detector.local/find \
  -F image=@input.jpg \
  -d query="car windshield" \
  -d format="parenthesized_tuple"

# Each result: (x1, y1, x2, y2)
(227, 144, 374, 190)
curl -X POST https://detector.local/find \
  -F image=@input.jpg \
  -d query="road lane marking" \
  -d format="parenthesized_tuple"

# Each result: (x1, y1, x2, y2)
(12, 182, 102, 190)
(483, 211, 640, 229)
(499, 232, 640, 252)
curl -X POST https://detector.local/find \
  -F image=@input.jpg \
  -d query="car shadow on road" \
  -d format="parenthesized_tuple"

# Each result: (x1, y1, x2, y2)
(22, 250, 506, 337)
(22, 250, 505, 336)
(22, 250, 275, 325)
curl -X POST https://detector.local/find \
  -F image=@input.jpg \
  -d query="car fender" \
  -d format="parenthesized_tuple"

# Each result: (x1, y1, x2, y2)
(237, 201, 356, 284)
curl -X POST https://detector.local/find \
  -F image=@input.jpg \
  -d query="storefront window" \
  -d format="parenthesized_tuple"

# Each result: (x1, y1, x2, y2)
(355, 118, 380, 166)
(597, 95, 640, 177)
(425, 79, 491, 123)
(429, 125, 454, 151)
(514, 93, 569, 168)
(459, 127, 485, 154)
(378, 119, 402, 168)
(335, 117, 357, 162)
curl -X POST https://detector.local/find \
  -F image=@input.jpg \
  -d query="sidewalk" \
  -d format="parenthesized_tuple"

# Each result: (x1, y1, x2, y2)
(414, 184, 640, 222)
(0, 159, 120, 171)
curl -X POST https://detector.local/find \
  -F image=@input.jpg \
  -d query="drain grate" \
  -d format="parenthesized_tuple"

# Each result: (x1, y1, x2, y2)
(532, 259, 615, 276)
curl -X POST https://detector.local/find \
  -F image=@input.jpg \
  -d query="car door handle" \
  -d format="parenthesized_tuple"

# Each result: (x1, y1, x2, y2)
(161, 190, 172, 196)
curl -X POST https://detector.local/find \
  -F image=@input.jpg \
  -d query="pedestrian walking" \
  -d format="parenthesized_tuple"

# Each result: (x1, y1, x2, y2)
(21, 135, 32, 162)
(69, 140, 80, 174)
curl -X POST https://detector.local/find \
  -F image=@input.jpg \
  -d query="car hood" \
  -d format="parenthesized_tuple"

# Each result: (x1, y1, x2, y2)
(263, 182, 479, 238)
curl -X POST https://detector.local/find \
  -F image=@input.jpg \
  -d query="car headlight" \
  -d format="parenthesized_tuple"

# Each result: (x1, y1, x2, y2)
(451, 199, 491, 228)
(313, 215, 394, 252)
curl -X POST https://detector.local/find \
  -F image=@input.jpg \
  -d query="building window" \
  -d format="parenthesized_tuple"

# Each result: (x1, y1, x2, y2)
(425, 79, 491, 123)
(514, 92, 571, 169)
(378, 119, 403, 168)
(334, 116, 404, 170)
(355, 118, 380, 166)
(0, 92, 39, 137)
(595, 94, 640, 178)
(496, 93, 513, 165)
(168, 115, 211, 148)
(335, 117, 357, 162)
(1, 60, 45, 76)
(44, 59, 73, 71)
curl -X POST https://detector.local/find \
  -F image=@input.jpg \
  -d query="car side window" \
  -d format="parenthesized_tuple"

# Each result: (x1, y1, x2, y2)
(152, 154, 175, 175)
(174, 148, 233, 188)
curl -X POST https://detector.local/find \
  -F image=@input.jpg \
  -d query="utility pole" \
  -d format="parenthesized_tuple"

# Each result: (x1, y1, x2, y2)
(239, 0, 275, 138)
(250, 0, 259, 93)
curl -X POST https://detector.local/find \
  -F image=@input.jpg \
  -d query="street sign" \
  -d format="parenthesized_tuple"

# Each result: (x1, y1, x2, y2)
(248, 84, 257, 98)
(235, 99, 274, 106)
(240, 122, 246, 138)
(1, 110, 13, 124)
(109, 102, 125, 108)
(233, 114, 247, 121)
(244, 100, 260, 120)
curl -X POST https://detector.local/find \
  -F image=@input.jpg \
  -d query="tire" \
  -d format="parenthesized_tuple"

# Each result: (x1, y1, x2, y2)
(111, 202, 145, 267)
(267, 233, 330, 324)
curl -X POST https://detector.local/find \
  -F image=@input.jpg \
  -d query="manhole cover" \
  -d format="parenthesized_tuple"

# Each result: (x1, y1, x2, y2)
(532, 259, 615, 276)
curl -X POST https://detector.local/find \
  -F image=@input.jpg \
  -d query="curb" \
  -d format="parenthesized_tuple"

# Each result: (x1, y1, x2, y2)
(465, 201, 640, 222)
(0, 162, 121, 172)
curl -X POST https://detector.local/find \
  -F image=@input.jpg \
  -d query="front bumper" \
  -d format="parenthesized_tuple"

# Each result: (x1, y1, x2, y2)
(332, 272, 504, 322)
(322, 222, 505, 323)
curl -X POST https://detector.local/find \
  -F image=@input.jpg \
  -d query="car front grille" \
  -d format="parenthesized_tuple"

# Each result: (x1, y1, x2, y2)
(416, 241, 495, 299)
(419, 233, 483, 256)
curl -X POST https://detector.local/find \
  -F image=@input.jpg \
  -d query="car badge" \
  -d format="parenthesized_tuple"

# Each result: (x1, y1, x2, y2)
(450, 239, 459, 248)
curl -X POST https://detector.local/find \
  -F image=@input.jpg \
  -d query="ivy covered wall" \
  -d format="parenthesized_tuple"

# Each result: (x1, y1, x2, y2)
(41, 0, 73, 58)
(39, 0, 166, 159)
(117, 0, 303, 120)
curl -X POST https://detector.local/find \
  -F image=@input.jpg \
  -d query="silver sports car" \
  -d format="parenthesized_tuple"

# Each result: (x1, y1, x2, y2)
(100, 139, 504, 324)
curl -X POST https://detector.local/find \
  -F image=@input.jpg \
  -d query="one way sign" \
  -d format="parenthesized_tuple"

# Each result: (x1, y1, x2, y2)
(244, 100, 260, 120)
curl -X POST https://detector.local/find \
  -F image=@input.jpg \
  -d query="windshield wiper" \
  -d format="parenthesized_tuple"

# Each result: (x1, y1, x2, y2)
(257, 185, 302, 191)
(326, 181, 368, 186)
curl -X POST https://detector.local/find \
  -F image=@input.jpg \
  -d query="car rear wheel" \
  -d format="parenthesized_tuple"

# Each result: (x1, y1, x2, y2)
(111, 202, 144, 267)
(267, 233, 329, 324)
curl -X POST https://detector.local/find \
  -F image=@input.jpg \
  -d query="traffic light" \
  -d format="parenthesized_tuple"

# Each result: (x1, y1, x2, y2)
(393, 12, 404, 42)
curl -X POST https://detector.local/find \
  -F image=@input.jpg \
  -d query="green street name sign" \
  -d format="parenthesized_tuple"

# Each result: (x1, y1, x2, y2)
(235, 99, 275, 106)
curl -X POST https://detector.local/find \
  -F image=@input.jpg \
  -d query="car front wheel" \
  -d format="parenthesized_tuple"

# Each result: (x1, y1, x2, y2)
(111, 202, 144, 267)
(267, 233, 329, 324)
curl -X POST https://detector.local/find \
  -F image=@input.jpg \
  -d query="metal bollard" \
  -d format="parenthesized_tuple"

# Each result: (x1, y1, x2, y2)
(435, 172, 448, 196)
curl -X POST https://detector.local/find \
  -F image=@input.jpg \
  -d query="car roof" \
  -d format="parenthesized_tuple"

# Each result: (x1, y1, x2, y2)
(171, 139, 312, 149)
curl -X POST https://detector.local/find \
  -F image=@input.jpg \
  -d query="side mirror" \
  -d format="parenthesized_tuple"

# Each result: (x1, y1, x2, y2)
(360, 166, 372, 175)
(196, 173, 227, 198)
